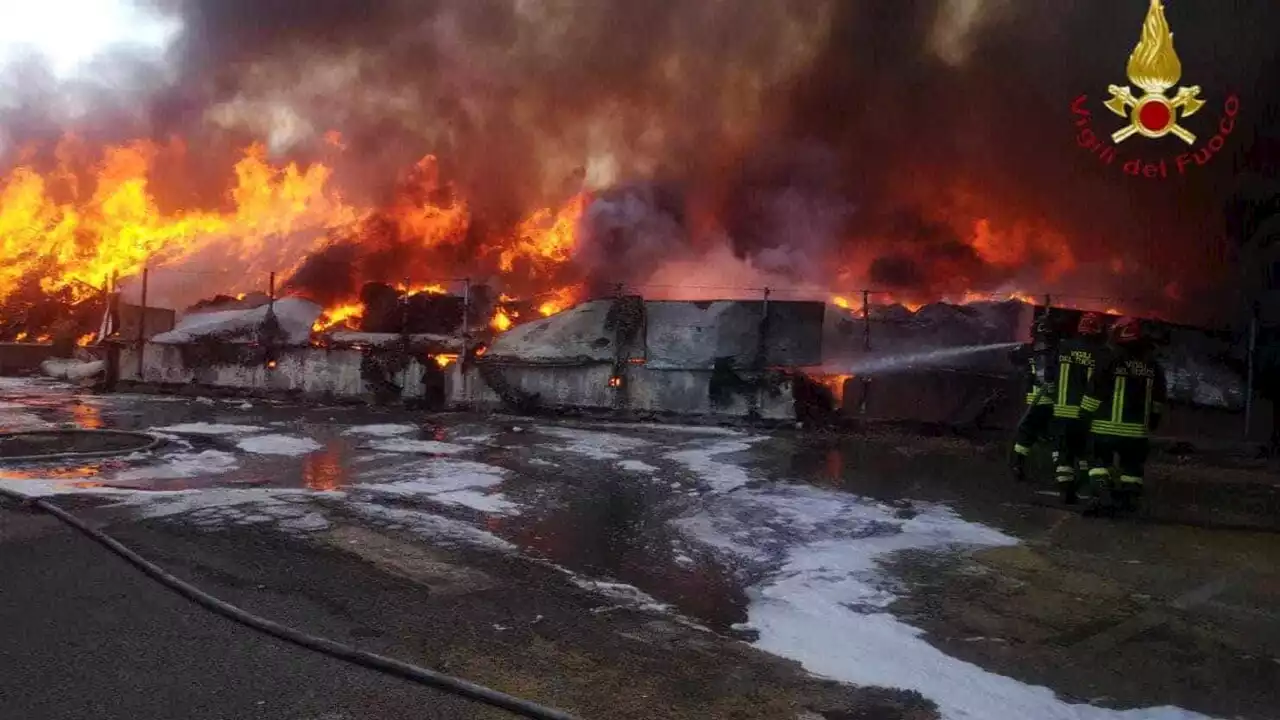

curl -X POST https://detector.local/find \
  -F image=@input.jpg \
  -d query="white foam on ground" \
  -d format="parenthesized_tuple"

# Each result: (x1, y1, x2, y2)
(367, 438, 470, 455)
(633, 423, 747, 436)
(667, 437, 766, 492)
(539, 426, 649, 460)
(618, 459, 659, 474)
(154, 423, 268, 435)
(451, 433, 495, 445)
(236, 434, 323, 456)
(673, 438, 1213, 720)
(112, 450, 239, 482)
(342, 424, 419, 437)
(358, 459, 518, 514)
(0, 411, 54, 431)
(118, 487, 310, 518)
(430, 489, 520, 514)
(0, 478, 139, 497)
(346, 503, 516, 551)
(570, 577, 677, 614)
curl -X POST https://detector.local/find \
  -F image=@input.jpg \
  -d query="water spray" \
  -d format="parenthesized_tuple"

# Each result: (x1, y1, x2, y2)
(826, 342, 1022, 376)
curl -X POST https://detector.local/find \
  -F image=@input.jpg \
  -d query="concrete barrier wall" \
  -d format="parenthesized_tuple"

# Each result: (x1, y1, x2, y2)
(452, 363, 795, 419)
(0, 343, 60, 375)
(841, 372, 1022, 428)
(119, 343, 458, 401)
(645, 300, 824, 370)
(841, 369, 1274, 444)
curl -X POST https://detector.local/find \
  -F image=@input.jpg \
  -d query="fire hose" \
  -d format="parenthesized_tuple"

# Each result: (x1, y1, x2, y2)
(0, 486, 584, 720)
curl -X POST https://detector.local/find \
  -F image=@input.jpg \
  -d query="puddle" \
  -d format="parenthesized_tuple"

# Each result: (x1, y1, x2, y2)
(69, 402, 105, 429)
(490, 474, 750, 629)
(303, 440, 352, 491)
(0, 463, 110, 480)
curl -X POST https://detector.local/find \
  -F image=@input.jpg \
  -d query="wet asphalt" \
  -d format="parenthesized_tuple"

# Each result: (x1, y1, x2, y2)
(0, 508, 483, 720)
(3, 379, 1280, 719)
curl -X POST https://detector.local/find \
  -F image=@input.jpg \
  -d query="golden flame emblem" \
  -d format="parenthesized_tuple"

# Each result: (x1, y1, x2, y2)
(1103, 0, 1206, 145)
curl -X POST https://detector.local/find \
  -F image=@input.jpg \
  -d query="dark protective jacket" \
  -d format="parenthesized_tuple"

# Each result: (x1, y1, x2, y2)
(1048, 336, 1106, 418)
(1079, 345, 1168, 438)
(1011, 337, 1058, 406)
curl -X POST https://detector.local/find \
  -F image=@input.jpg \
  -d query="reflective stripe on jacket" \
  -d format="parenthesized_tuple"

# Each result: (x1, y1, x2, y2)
(1051, 338, 1104, 418)
(1079, 349, 1167, 438)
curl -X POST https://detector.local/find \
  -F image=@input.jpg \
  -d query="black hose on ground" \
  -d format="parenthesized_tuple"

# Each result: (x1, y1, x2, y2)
(0, 430, 164, 463)
(0, 486, 585, 720)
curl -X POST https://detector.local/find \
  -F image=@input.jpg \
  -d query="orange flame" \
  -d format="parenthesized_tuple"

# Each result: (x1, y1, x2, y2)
(0, 140, 359, 307)
(313, 302, 363, 332)
(490, 309, 514, 332)
(537, 284, 581, 317)
(499, 194, 585, 275)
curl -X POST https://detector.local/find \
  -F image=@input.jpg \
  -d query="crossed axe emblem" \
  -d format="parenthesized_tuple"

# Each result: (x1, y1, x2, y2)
(1104, 84, 1206, 145)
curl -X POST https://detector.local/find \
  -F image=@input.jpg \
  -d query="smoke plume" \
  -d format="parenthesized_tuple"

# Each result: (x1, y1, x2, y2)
(4, 0, 1279, 323)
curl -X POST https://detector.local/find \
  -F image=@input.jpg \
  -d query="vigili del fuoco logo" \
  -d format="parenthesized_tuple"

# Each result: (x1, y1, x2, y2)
(1071, 0, 1239, 179)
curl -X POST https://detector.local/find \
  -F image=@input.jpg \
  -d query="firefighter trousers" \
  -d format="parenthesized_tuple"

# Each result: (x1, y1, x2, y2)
(1087, 434, 1149, 487)
(1051, 418, 1090, 485)
(1013, 403, 1054, 457)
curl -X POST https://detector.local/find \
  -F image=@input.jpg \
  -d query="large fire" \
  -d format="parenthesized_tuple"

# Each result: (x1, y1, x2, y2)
(0, 136, 587, 341)
(0, 131, 1142, 344)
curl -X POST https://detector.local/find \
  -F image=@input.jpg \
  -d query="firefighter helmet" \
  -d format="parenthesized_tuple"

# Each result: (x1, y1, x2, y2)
(1077, 312, 1105, 336)
(1032, 313, 1054, 339)
(1111, 316, 1142, 344)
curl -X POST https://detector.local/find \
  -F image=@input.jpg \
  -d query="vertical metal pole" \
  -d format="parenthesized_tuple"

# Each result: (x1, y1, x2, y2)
(399, 279, 411, 397)
(460, 278, 472, 401)
(860, 289, 871, 414)
(401, 278, 411, 332)
(757, 287, 771, 418)
(460, 278, 471, 340)
(137, 266, 149, 378)
(268, 272, 276, 304)
(760, 286, 772, 365)
(1246, 313, 1258, 440)
(862, 289, 871, 350)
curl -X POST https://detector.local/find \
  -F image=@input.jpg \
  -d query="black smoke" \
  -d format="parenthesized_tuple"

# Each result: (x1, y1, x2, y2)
(5, 1, 1280, 323)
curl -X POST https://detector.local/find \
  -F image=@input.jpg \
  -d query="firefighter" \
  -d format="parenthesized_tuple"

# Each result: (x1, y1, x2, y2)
(1078, 317, 1167, 514)
(1009, 313, 1059, 482)
(1047, 312, 1108, 504)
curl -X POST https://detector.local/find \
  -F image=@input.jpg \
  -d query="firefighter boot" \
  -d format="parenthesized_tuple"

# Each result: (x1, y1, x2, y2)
(1082, 468, 1115, 517)
(1054, 465, 1078, 505)
(1114, 479, 1143, 514)
(1010, 445, 1030, 483)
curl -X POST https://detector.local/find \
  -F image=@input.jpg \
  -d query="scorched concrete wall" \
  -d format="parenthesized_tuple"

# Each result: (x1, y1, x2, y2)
(644, 300, 824, 369)
(119, 343, 460, 400)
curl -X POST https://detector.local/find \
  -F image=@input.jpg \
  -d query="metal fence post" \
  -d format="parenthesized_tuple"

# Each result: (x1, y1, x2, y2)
(861, 289, 871, 350)
(136, 266, 149, 378)
(1246, 313, 1258, 440)
(860, 289, 871, 415)
(459, 278, 472, 401)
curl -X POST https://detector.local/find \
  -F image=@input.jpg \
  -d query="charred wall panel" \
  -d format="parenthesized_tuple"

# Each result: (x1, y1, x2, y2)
(117, 303, 177, 340)
(644, 300, 823, 370)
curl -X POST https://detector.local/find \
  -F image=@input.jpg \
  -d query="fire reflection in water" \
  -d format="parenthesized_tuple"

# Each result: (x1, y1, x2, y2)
(302, 441, 349, 491)
(0, 464, 103, 480)
(824, 447, 845, 486)
(71, 402, 104, 430)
